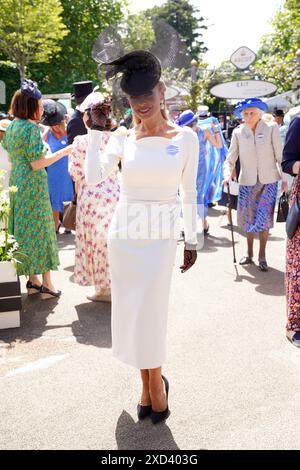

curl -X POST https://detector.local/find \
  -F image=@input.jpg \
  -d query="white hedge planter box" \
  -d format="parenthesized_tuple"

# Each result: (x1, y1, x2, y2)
(0, 261, 21, 329)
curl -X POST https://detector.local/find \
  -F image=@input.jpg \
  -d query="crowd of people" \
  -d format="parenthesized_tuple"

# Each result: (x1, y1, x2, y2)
(1, 48, 300, 424)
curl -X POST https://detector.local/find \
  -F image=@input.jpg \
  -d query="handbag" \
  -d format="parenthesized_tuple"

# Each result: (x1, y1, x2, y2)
(276, 192, 289, 222)
(223, 180, 239, 196)
(286, 177, 300, 239)
(63, 193, 77, 231)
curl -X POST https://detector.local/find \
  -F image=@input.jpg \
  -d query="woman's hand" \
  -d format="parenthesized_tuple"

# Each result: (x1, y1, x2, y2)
(222, 177, 231, 187)
(180, 249, 197, 273)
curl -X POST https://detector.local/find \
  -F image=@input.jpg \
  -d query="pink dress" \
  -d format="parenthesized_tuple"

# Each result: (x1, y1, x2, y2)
(69, 133, 120, 291)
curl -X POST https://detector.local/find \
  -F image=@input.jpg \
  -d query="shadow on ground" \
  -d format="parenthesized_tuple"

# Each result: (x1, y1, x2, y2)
(0, 296, 112, 349)
(72, 302, 111, 348)
(115, 410, 179, 450)
(0, 294, 62, 344)
(57, 232, 76, 251)
(231, 264, 285, 296)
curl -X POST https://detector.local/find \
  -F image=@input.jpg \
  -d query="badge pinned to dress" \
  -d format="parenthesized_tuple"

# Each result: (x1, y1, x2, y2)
(166, 144, 179, 156)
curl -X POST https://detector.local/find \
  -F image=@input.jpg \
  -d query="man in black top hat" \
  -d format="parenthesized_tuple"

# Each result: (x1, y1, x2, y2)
(67, 81, 93, 144)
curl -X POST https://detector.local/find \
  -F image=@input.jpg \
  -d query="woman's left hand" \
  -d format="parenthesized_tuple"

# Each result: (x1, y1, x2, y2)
(180, 249, 197, 273)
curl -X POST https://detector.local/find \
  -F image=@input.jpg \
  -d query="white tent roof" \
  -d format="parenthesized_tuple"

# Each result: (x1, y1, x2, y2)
(264, 90, 294, 110)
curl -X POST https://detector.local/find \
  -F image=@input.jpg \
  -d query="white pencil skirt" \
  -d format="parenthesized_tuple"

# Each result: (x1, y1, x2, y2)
(108, 237, 177, 369)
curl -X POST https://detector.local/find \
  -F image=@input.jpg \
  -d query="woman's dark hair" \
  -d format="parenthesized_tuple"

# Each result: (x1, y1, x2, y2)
(9, 89, 39, 120)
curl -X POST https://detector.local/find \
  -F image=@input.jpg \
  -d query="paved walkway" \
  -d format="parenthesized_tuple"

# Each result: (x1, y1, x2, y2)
(0, 206, 299, 450)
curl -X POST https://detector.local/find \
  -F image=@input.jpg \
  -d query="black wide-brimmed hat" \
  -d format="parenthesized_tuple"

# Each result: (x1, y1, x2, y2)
(41, 99, 67, 126)
(71, 81, 93, 101)
(103, 50, 162, 97)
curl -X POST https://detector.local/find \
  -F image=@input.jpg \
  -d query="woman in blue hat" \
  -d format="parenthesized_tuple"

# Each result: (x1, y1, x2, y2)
(223, 98, 288, 271)
(177, 109, 222, 234)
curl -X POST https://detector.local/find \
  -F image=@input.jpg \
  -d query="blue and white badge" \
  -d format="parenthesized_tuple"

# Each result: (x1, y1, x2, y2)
(166, 144, 179, 156)
(257, 133, 264, 140)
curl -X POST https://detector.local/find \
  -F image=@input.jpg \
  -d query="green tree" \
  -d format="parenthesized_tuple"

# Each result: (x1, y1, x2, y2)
(162, 62, 216, 111)
(254, 0, 300, 92)
(145, 0, 208, 60)
(0, 0, 68, 79)
(122, 12, 155, 51)
(29, 0, 125, 93)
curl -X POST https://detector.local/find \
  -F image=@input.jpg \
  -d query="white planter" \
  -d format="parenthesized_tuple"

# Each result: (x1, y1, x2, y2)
(0, 261, 21, 329)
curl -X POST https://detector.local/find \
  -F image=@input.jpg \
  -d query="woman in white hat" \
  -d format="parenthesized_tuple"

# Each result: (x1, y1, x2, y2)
(68, 93, 120, 302)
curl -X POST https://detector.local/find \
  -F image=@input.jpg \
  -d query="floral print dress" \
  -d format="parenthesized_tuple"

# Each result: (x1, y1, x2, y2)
(286, 176, 300, 332)
(69, 133, 120, 292)
(2, 119, 59, 275)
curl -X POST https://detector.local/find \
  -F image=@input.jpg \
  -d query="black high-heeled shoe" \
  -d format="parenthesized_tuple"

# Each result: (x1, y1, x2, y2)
(137, 403, 152, 420)
(150, 375, 170, 425)
(26, 280, 41, 295)
(56, 222, 62, 234)
(40, 285, 62, 300)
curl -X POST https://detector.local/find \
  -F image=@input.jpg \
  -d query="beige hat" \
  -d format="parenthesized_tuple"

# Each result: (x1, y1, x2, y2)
(79, 91, 105, 113)
(0, 119, 12, 132)
(197, 105, 209, 117)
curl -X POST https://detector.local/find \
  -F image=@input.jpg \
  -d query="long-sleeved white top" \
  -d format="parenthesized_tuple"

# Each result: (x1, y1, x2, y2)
(85, 126, 199, 247)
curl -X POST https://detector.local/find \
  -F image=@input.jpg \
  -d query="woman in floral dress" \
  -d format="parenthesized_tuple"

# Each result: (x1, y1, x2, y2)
(69, 96, 119, 302)
(2, 80, 72, 299)
(282, 116, 300, 347)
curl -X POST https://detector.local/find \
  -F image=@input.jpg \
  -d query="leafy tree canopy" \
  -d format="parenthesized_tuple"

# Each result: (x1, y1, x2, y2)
(28, 0, 125, 93)
(254, 0, 300, 92)
(0, 0, 68, 79)
(145, 0, 208, 61)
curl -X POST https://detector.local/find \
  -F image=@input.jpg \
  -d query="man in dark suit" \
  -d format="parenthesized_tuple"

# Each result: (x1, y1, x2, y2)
(67, 81, 93, 144)
(282, 116, 300, 175)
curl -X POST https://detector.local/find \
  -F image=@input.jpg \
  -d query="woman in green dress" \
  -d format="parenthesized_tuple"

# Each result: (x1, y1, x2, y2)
(2, 79, 72, 299)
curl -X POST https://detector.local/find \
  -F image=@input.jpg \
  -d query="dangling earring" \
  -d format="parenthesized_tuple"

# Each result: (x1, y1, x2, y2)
(160, 101, 165, 110)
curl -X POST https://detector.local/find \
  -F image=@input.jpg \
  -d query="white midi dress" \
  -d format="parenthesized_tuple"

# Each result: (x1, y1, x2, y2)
(85, 126, 199, 369)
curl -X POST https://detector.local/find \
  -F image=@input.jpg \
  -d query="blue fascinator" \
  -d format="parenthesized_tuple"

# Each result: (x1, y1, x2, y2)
(177, 109, 197, 127)
(234, 98, 268, 118)
(21, 79, 42, 100)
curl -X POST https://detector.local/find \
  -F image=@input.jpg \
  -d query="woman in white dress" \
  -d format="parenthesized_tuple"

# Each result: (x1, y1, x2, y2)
(85, 50, 199, 424)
